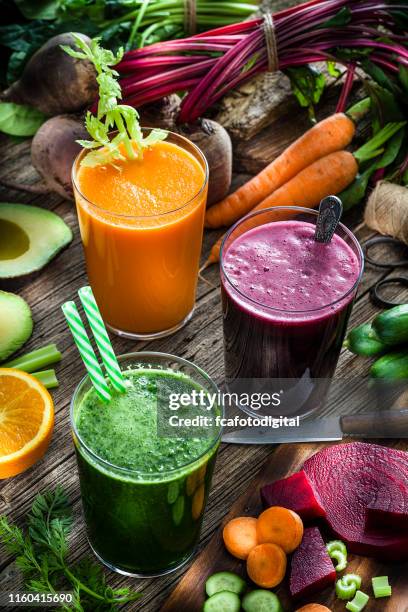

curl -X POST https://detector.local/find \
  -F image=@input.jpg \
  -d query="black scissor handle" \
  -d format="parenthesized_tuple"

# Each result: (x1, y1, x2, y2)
(370, 276, 408, 308)
(364, 236, 408, 268)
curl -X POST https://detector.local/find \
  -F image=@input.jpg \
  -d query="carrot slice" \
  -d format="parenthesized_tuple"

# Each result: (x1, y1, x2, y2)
(257, 506, 304, 553)
(295, 605, 332, 612)
(223, 517, 258, 560)
(246, 543, 287, 588)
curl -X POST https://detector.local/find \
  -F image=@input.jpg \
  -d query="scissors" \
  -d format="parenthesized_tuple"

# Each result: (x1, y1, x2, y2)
(363, 236, 408, 308)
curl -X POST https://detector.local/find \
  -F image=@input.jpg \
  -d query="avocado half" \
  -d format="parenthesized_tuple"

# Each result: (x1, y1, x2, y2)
(0, 290, 33, 361)
(0, 203, 73, 278)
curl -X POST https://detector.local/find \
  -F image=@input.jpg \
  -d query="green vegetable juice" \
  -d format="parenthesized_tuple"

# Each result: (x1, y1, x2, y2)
(71, 354, 221, 576)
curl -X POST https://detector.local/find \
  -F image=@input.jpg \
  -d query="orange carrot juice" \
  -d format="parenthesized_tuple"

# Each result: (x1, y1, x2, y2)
(72, 131, 208, 338)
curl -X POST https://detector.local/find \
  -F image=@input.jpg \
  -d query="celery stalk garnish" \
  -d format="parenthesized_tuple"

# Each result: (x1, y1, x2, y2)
(62, 35, 167, 168)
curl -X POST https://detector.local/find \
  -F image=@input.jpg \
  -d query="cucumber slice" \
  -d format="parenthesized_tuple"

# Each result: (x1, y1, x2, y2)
(0, 290, 33, 361)
(205, 571, 246, 597)
(172, 496, 185, 525)
(203, 591, 240, 612)
(242, 589, 283, 612)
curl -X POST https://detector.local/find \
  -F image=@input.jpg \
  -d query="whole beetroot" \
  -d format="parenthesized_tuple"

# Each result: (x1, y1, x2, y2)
(1, 33, 98, 116)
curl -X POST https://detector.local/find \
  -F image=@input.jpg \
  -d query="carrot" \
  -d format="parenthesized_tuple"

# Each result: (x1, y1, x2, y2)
(223, 516, 258, 560)
(246, 542, 287, 588)
(203, 149, 358, 267)
(257, 506, 304, 553)
(205, 113, 355, 229)
(295, 605, 332, 612)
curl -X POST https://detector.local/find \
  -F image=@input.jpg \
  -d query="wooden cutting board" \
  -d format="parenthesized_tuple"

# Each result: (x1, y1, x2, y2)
(162, 441, 408, 612)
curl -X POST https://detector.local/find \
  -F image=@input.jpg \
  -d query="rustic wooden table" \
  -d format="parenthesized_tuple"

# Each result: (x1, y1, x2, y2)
(0, 85, 407, 611)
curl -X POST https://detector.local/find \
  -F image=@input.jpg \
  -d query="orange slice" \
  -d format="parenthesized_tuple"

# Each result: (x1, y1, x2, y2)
(0, 368, 54, 478)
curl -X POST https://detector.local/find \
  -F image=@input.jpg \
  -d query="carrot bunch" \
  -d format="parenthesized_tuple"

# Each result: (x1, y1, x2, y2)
(204, 112, 358, 266)
(223, 506, 304, 589)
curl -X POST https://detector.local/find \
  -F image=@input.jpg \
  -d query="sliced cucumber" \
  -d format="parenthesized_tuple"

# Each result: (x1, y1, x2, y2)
(172, 496, 185, 525)
(203, 591, 240, 612)
(242, 589, 283, 612)
(205, 571, 246, 597)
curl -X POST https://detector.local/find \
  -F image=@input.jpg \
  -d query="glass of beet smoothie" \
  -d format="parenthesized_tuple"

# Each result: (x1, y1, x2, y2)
(220, 206, 363, 417)
(71, 352, 222, 577)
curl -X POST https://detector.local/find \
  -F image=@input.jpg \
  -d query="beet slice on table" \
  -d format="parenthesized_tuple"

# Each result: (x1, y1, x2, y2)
(366, 481, 408, 530)
(260, 470, 326, 522)
(290, 526, 336, 599)
(303, 442, 408, 560)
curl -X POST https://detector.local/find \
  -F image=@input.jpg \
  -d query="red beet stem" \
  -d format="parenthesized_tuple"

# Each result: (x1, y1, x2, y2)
(115, 0, 407, 122)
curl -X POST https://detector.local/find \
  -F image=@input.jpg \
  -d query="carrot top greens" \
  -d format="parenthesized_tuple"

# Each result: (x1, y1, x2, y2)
(62, 35, 166, 168)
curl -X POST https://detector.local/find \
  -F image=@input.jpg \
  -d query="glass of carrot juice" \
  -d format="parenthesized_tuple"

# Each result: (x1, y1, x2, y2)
(72, 129, 208, 339)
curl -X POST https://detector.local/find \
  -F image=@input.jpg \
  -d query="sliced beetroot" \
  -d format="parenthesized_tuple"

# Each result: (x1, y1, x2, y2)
(366, 482, 408, 530)
(289, 526, 336, 600)
(260, 470, 326, 522)
(303, 442, 408, 560)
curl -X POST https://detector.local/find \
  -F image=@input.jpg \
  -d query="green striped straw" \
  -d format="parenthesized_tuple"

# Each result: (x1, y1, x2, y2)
(62, 301, 112, 403)
(78, 286, 127, 394)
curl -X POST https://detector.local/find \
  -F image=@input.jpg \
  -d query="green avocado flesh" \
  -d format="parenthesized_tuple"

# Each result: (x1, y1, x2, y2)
(0, 290, 33, 361)
(0, 203, 72, 278)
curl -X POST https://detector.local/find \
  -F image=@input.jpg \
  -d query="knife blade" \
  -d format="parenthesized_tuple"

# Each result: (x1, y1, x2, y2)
(221, 409, 408, 444)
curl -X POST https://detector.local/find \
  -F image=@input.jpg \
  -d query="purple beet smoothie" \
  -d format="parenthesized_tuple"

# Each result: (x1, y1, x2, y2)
(221, 220, 362, 415)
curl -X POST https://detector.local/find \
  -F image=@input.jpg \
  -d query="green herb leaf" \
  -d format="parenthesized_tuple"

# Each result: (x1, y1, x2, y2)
(320, 6, 351, 28)
(354, 122, 406, 163)
(327, 61, 341, 78)
(361, 59, 401, 96)
(286, 65, 326, 121)
(0, 487, 141, 610)
(62, 34, 167, 167)
(14, 0, 59, 20)
(0, 102, 46, 136)
(340, 161, 378, 210)
(399, 65, 408, 94)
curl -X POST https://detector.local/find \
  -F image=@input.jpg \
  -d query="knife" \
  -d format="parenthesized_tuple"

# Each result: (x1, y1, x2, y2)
(221, 409, 408, 444)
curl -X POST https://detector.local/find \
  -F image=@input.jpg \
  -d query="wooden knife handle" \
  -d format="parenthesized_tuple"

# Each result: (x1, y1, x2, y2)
(341, 409, 408, 437)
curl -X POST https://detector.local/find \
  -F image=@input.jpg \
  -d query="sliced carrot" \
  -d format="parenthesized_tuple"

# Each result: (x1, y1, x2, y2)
(257, 506, 304, 553)
(203, 150, 358, 267)
(223, 516, 258, 560)
(295, 605, 332, 612)
(246, 542, 287, 588)
(205, 113, 355, 229)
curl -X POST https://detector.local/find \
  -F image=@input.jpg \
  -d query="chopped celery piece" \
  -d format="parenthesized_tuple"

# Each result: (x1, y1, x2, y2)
(32, 369, 59, 389)
(346, 590, 369, 612)
(326, 539, 348, 571)
(336, 574, 362, 600)
(2, 344, 61, 372)
(372, 576, 392, 598)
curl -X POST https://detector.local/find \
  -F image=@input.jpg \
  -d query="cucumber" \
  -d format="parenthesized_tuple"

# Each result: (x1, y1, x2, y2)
(370, 350, 408, 379)
(372, 304, 408, 346)
(205, 572, 246, 597)
(242, 590, 283, 612)
(344, 323, 386, 357)
(203, 591, 240, 612)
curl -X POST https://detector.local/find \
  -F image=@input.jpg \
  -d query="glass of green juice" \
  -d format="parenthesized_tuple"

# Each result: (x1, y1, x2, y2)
(70, 352, 222, 577)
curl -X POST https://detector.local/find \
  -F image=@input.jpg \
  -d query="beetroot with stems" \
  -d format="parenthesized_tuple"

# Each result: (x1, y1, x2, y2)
(289, 527, 336, 600)
(303, 442, 408, 560)
(261, 470, 326, 522)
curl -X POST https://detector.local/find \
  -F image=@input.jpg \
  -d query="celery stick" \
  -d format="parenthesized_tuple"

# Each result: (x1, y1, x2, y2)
(346, 590, 369, 612)
(2, 344, 61, 372)
(372, 576, 392, 598)
(32, 370, 59, 389)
